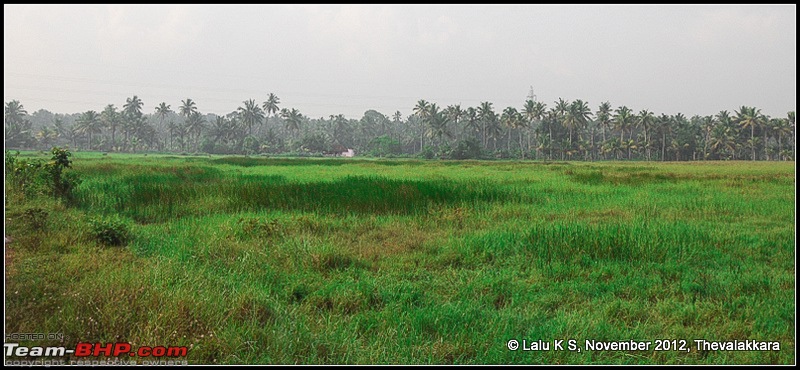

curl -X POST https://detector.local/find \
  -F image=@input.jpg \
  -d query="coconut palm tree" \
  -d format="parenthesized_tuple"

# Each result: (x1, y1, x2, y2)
(166, 120, 179, 151)
(154, 102, 172, 138)
(35, 126, 58, 149)
(238, 99, 266, 137)
(522, 100, 537, 157)
(735, 106, 765, 161)
(185, 111, 206, 152)
(710, 123, 737, 160)
(153, 102, 172, 150)
(613, 106, 634, 151)
(549, 99, 570, 158)
(656, 113, 672, 161)
(765, 118, 785, 160)
(414, 100, 432, 151)
(636, 109, 655, 160)
(561, 108, 578, 150)
(123, 95, 143, 117)
(564, 100, 591, 148)
(771, 117, 791, 160)
(477, 101, 494, 149)
(120, 95, 145, 150)
(485, 111, 503, 152)
(101, 104, 120, 151)
(763, 117, 777, 161)
(53, 116, 71, 147)
(699, 115, 715, 160)
(463, 107, 480, 142)
(389, 110, 403, 140)
(553, 98, 569, 117)
(595, 102, 612, 159)
(262, 93, 280, 132)
(446, 104, 463, 141)
(5, 100, 27, 125)
(76, 110, 102, 150)
(180, 98, 198, 118)
(522, 101, 547, 159)
(208, 116, 232, 146)
(426, 104, 451, 152)
(4, 100, 32, 148)
(501, 106, 526, 156)
(283, 108, 303, 141)
(154, 102, 171, 122)
(331, 114, 351, 147)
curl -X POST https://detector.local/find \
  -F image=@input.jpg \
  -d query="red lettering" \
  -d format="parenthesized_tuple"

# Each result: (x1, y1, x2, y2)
(151, 346, 166, 357)
(113, 343, 132, 357)
(74, 343, 92, 357)
(93, 343, 113, 357)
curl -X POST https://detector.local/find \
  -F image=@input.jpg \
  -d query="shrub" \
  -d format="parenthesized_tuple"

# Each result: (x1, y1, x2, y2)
(449, 138, 483, 160)
(21, 207, 49, 231)
(4, 147, 79, 201)
(88, 215, 131, 247)
(420, 146, 435, 159)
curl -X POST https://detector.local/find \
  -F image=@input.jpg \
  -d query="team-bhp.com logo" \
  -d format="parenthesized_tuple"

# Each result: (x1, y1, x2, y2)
(5, 342, 188, 358)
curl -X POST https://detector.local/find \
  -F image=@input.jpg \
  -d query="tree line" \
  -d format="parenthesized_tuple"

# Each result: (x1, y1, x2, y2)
(4, 96, 796, 161)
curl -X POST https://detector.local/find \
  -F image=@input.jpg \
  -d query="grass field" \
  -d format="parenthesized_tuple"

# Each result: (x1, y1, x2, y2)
(4, 152, 796, 364)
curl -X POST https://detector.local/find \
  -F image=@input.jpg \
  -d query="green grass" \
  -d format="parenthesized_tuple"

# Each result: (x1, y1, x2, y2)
(4, 152, 795, 364)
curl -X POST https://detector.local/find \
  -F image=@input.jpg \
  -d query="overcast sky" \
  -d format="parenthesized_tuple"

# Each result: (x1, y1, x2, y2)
(4, 4, 796, 120)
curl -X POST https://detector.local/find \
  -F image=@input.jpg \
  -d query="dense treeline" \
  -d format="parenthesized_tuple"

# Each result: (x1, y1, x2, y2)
(4, 96, 795, 161)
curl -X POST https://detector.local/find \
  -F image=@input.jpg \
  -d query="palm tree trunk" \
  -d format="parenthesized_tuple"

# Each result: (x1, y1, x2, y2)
(420, 122, 425, 153)
(482, 123, 487, 149)
(527, 130, 532, 158)
(569, 126, 573, 148)
(601, 126, 606, 160)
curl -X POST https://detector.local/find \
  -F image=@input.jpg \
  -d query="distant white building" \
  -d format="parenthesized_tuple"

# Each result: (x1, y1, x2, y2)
(342, 149, 355, 157)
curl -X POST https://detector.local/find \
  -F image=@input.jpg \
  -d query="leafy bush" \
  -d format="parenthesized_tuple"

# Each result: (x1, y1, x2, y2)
(5, 147, 79, 200)
(88, 215, 131, 247)
(419, 146, 435, 159)
(21, 207, 49, 231)
(368, 135, 401, 157)
(449, 138, 483, 160)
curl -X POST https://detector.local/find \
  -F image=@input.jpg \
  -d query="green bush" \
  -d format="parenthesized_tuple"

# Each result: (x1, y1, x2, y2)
(21, 207, 49, 231)
(449, 138, 483, 160)
(4, 147, 79, 200)
(88, 215, 131, 247)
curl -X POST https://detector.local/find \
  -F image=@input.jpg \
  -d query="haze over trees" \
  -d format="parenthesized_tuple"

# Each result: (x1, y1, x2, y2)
(5, 96, 796, 161)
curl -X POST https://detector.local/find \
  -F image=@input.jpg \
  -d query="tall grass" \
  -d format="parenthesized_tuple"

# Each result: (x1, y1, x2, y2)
(5, 154, 795, 364)
(74, 169, 516, 222)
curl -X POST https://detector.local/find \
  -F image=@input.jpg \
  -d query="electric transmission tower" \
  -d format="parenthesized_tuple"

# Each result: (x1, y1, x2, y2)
(527, 86, 537, 102)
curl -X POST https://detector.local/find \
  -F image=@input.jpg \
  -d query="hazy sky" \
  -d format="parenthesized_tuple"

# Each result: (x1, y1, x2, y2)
(4, 4, 796, 120)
